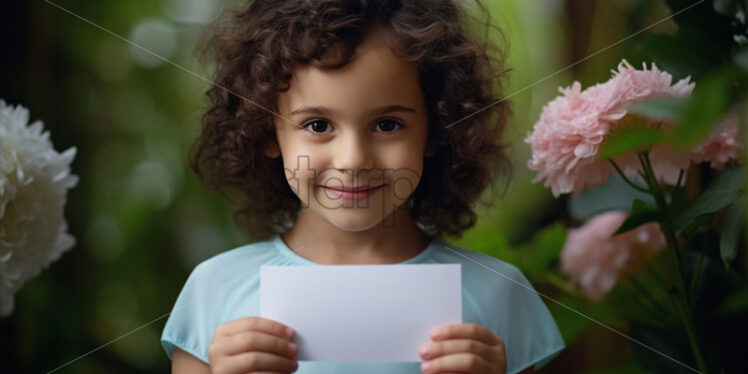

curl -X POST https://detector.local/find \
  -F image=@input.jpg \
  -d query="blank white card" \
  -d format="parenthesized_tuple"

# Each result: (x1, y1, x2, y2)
(259, 263, 461, 362)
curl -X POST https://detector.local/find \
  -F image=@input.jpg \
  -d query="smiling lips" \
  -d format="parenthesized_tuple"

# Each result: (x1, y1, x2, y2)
(325, 185, 383, 192)
(322, 184, 384, 200)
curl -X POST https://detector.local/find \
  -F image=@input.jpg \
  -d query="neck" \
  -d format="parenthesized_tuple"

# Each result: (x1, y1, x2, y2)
(281, 204, 433, 265)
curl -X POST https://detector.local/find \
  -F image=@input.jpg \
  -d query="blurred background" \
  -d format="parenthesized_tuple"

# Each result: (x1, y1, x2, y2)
(0, 0, 745, 373)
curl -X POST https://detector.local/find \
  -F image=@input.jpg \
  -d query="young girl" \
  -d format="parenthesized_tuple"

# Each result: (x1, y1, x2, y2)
(161, 0, 565, 373)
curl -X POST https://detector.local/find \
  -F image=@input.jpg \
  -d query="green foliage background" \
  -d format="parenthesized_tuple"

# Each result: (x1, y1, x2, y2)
(0, 0, 745, 373)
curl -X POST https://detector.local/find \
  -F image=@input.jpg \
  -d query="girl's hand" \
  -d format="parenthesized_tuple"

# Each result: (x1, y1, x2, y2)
(418, 323, 507, 374)
(207, 316, 299, 374)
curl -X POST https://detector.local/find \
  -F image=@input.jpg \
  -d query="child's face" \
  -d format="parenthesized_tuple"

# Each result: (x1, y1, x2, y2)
(266, 27, 434, 232)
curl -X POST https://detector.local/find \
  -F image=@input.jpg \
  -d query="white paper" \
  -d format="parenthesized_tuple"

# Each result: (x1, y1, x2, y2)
(260, 263, 461, 362)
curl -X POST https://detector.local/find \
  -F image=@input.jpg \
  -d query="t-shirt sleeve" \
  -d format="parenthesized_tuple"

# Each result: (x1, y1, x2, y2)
(496, 265, 565, 374)
(160, 262, 216, 364)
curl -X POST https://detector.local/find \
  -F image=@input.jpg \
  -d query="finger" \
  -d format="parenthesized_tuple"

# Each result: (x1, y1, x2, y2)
(220, 351, 298, 373)
(216, 330, 297, 358)
(421, 352, 493, 374)
(419, 339, 495, 363)
(217, 316, 294, 339)
(431, 323, 502, 346)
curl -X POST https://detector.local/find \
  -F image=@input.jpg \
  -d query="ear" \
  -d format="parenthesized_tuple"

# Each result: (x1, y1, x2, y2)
(263, 140, 280, 158)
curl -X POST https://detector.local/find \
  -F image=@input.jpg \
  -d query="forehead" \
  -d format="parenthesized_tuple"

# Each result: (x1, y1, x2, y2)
(277, 27, 423, 115)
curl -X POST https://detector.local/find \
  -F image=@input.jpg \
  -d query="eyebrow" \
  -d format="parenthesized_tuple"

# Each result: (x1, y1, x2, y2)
(289, 105, 417, 117)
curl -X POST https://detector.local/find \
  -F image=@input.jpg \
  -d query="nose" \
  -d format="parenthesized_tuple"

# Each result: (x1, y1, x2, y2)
(332, 130, 374, 174)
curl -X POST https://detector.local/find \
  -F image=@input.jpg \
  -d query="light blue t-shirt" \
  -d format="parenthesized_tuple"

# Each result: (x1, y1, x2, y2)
(161, 234, 565, 373)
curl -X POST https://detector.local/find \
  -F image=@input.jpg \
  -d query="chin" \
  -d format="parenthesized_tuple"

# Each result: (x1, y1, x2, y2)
(312, 207, 391, 232)
(325, 214, 385, 232)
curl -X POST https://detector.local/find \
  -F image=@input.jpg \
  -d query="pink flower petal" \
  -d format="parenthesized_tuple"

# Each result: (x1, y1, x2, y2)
(560, 211, 667, 300)
(526, 59, 696, 195)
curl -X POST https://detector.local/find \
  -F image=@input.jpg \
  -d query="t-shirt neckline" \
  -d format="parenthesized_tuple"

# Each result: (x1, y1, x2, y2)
(272, 234, 441, 265)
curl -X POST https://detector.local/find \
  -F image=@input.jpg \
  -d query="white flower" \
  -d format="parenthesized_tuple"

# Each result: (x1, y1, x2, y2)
(0, 99, 78, 317)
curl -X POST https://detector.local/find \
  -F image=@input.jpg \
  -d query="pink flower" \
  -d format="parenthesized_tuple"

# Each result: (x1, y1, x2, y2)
(525, 59, 695, 197)
(561, 211, 666, 300)
(691, 110, 743, 170)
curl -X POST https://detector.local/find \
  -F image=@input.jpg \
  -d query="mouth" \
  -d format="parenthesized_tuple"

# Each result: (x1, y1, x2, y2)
(323, 185, 384, 192)
(320, 184, 384, 201)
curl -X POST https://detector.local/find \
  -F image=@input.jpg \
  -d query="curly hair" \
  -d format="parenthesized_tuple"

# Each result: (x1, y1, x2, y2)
(189, 0, 513, 242)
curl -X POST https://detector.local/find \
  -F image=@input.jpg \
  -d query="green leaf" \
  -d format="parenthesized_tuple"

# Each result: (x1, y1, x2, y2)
(518, 222, 566, 272)
(714, 286, 748, 317)
(655, 0, 736, 76)
(458, 226, 513, 261)
(720, 196, 745, 269)
(668, 183, 689, 214)
(546, 293, 625, 344)
(669, 68, 736, 149)
(615, 199, 661, 235)
(627, 97, 689, 122)
(672, 167, 744, 232)
(599, 126, 666, 159)
(680, 212, 716, 236)
(734, 46, 748, 71)
(568, 173, 654, 221)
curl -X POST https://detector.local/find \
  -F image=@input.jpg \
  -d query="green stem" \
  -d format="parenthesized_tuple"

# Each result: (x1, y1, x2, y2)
(643, 257, 669, 291)
(545, 272, 585, 299)
(627, 274, 673, 322)
(639, 153, 687, 292)
(609, 159, 650, 193)
(689, 234, 709, 301)
(673, 169, 685, 194)
(639, 258, 679, 310)
(638, 152, 710, 374)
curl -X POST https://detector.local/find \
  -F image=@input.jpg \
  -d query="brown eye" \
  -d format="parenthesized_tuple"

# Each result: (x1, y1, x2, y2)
(302, 120, 332, 135)
(376, 119, 402, 133)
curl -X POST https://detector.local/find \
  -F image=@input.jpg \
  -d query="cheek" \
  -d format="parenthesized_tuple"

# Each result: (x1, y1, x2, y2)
(384, 152, 424, 200)
(281, 146, 325, 194)
(391, 176, 420, 200)
(382, 144, 425, 173)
